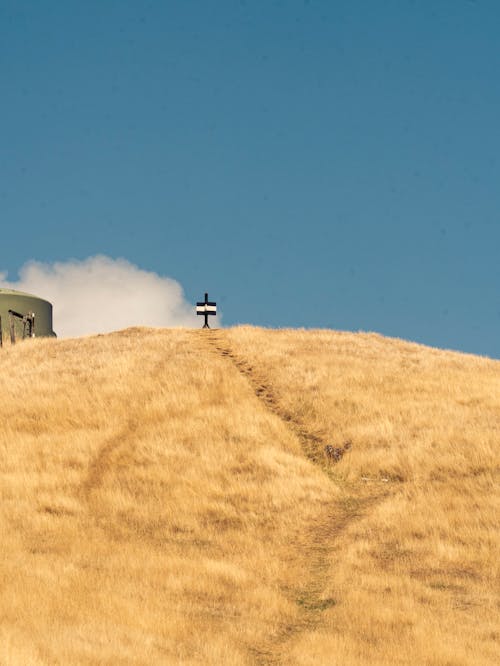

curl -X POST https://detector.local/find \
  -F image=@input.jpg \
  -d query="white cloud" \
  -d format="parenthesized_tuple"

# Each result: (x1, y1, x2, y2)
(0, 256, 215, 338)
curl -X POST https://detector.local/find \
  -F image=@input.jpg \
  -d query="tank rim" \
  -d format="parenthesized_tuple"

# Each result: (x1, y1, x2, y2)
(0, 288, 52, 305)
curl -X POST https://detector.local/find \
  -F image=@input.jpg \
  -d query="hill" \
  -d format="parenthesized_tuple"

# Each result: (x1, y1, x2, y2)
(0, 327, 498, 665)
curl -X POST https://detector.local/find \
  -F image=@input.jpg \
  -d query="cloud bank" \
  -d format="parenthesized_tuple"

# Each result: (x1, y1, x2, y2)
(0, 256, 206, 338)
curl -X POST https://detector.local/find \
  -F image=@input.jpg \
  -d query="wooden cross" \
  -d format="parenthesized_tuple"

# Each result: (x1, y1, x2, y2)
(196, 293, 217, 328)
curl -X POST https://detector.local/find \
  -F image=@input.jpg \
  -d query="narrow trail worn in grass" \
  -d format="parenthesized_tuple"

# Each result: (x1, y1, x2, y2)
(81, 419, 139, 502)
(200, 329, 325, 464)
(194, 329, 390, 665)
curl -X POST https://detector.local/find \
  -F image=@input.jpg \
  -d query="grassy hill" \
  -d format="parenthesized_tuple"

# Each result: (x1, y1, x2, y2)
(0, 327, 498, 665)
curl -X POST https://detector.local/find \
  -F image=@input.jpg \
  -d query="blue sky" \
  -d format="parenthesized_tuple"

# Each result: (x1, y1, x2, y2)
(1, 1, 499, 357)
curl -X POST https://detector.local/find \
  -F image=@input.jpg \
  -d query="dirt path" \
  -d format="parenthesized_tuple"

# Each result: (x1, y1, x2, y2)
(79, 352, 167, 526)
(79, 329, 389, 664)
(194, 329, 389, 665)
(202, 331, 326, 466)
(81, 420, 138, 503)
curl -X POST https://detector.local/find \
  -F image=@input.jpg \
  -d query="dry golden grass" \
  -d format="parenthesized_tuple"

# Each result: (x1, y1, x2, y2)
(0, 326, 498, 665)
(225, 327, 500, 665)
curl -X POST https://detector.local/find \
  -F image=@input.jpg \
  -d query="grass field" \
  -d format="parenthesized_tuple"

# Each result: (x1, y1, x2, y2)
(0, 326, 498, 665)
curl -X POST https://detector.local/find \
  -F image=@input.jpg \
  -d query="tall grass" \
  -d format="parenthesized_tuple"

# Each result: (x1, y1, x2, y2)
(0, 326, 498, 664)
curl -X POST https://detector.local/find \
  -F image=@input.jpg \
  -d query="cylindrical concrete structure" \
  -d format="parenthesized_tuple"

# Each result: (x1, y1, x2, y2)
(0, 289, 56, 340)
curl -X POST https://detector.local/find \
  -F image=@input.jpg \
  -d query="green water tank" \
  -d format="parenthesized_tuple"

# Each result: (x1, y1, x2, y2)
(0, 289, 56, 340)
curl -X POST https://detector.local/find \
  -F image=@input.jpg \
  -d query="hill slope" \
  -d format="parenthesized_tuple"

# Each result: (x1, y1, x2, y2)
(0, 327, 498, 665)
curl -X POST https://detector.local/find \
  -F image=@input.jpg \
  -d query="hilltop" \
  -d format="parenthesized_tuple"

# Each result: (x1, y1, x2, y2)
(0, 327, 498, 665)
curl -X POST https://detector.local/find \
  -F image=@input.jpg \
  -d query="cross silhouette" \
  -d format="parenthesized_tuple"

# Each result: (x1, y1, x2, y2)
(196, 293, 217, 328)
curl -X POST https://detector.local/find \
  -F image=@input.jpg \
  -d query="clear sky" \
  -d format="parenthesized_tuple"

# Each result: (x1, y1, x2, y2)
(1, 0, 499, 357)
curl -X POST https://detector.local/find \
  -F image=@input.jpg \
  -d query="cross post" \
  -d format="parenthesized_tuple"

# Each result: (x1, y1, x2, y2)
(196, 292, 217, 328)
